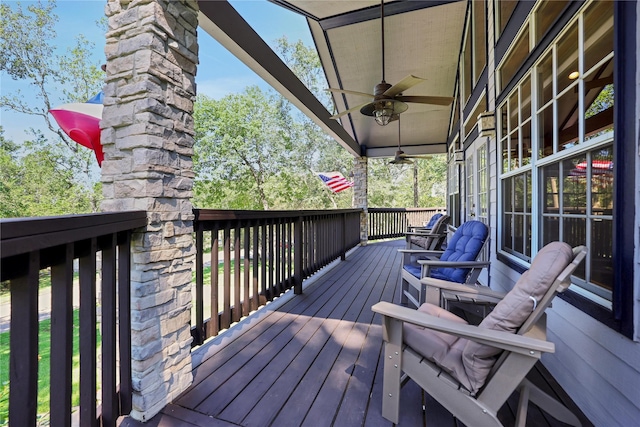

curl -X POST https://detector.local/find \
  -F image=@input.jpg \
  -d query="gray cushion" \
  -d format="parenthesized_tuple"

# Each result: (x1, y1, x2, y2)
(461, 241, 573, 392)
(404, 303, 472, 391)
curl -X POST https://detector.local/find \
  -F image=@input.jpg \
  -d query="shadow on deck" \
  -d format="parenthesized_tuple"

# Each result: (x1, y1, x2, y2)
(120, 240, 592, 427)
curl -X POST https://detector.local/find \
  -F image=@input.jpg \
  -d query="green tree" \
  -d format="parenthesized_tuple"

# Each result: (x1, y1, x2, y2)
(0, 129, 101, 218)
(0, 0, 105, 215)
(193, 39, 355, 210)
(0, 0, 104, 148)
(368, 155, 447, 208)
(194, 87, 291, 210)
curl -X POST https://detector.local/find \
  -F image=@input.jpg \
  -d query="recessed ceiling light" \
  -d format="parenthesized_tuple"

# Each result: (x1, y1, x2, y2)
(568, 71, 580, 80)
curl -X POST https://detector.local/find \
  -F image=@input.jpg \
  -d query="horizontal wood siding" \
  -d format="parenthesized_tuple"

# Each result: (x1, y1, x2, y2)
(545, 300, 640, 425)
(490, 258, 640, 426)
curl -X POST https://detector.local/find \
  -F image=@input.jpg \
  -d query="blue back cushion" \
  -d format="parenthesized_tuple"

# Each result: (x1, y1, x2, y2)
(424, 213, 443, 229)
(403, 220, 488, 283)
(430, 221, 488, 283)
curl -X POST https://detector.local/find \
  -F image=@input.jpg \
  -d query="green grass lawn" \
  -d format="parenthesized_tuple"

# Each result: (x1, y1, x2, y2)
(0, 309, 100, 425)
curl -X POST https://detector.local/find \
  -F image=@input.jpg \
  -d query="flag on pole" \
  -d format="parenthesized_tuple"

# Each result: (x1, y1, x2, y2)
(317, 172, 354, 193)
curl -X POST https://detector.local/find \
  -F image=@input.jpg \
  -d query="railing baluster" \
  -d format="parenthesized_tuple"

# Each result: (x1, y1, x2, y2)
(208, 228, 219, 337)
(252, 223, 260, 309)
(223, 227, 231, 329)
(9, 252, 39, 427)
(79, 238, 97, 427)
(195, 228, 204, 345)
(294, 218, 303, 295)
(261, 222, 267, 300)
(287, 221, 292, 289)
(102, 235, 117, 427)
(50, 243, 74, 427)
(268, 222, 274, 298)
(243, 223, 251, 317)
(118, 232, 133, 415)
(274, 221, 281, 295)
(233, 226, 241, 322)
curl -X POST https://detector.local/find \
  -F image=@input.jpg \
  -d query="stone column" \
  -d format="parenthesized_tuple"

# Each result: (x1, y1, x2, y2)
(353, 156, 368, 245)
(101, 0, 198, 421)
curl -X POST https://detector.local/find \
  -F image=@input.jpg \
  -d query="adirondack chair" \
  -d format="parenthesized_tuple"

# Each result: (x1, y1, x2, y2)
(404, 214, 450, 250)
(408, 212, 443, 232)
(400, 220, 489, 309)
(372, 242, 587, 427)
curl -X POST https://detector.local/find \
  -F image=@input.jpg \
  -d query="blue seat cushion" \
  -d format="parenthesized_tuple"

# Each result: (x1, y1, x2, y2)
(403, 263, 422, 278)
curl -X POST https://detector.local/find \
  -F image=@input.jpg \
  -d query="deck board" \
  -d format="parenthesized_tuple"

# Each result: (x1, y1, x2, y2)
(120, 239, 592, 427)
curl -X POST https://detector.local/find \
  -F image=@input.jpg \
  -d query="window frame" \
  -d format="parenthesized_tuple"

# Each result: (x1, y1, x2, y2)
(496, 0, 632, 336)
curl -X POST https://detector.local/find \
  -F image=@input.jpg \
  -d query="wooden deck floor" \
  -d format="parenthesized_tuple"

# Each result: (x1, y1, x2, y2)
(121, 239, 592, 427)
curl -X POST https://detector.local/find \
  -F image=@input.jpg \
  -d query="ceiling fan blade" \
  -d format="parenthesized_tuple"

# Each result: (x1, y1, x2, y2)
(404, 154, 433, 159)
(327, 88, 375, 98)
(330, 101, 372, 119)
(396, 95, 454, 106)
(383, 75, 425, 97)
(390, 157, 413, 165)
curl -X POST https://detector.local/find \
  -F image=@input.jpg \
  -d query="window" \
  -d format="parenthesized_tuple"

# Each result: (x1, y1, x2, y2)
(498, 0, 614, 303)
(496, 0, 518, 38)
(541, 145, 613, 299)
(462, 1, 487, 103)
(497, 0, 574, 93)
(463, 19, 473, 103)
(473, 0, 487, 84)
(534, 1, 570, 43)
(464, 94, 486, 138)
(501, 74, 531, 173)
(499, 24, 529, 91)
(448, 140, 461, 227)
(503, 171, 532, 260)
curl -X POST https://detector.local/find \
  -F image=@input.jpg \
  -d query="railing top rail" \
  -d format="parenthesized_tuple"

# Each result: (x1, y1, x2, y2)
(1, 211, 147, 258)
(368, 207, 445, 212)
(193, 208, 362, 222)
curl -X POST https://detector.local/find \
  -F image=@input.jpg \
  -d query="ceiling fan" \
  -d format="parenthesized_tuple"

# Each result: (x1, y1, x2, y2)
(328, 0, 453, 126)
(389, 116, 432, 165)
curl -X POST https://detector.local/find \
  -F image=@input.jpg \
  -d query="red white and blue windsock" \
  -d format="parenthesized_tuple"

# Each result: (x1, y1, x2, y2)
(49, 91, 104, 166)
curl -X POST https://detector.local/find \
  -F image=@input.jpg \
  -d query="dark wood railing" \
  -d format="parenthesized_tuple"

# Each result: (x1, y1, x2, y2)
(0, 211, 147, 427)
(368, 207, 444, 240)
(191, 209, 362, 344)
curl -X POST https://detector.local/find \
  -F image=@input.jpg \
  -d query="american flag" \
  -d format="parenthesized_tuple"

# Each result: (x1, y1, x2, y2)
(317, 172, 354, 193)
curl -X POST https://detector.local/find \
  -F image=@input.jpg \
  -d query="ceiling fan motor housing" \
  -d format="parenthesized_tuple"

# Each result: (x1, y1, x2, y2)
(373, 82, 393, 98)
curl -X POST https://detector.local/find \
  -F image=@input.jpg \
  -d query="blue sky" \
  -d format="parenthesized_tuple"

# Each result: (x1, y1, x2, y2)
(1, 0, 314, 145)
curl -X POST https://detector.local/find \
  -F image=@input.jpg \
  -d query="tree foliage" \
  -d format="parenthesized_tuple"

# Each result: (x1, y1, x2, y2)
(0, 0, 104, 216)
(193, 38, 354, 210)
(0, 128, 101, 217)
(0, 0, 104, 148)
(367, 155, 447, 208)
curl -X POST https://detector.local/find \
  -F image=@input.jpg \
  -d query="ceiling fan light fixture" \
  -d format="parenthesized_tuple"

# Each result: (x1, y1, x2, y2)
(361, 99, 408, 126)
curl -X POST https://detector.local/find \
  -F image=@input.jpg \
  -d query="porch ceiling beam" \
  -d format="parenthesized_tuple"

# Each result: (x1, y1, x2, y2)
(197, 0, 361, 158)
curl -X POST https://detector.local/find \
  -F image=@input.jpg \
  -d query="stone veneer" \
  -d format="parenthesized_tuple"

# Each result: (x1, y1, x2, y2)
(353, 157, 368, 245)
(101, 0, 199, 421)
